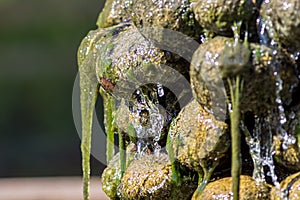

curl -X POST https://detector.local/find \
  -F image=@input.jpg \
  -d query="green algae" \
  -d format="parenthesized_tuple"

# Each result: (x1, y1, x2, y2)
(228, 76, 244, 200)
(100, 88, 116, 163)
(101, 144, 136, 199)
(192, 0, 255, 35)
(166, 123, 181, 186)
(77, 22, 131, 200)
(119, 153, 197, 200)
(131, 0, 202, 39)
(168, 99, 230, 199)
(78, 0, 300, 199)
(296, 122, 300, 146)
(118, 130, 126, 178)
(78, 28, 105, 200)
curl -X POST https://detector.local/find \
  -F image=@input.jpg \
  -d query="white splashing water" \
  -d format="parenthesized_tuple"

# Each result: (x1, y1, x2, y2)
(242, 117, 280, 187)
(244, 117, 265, 183)
(255, 5, 298, 192)
(262, 116, 280, 188)
(131, 88, 165, 157)
(272, 61, 296, 151)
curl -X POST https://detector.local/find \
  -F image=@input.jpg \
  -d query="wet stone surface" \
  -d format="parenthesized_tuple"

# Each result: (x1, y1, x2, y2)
(190, 36, 299, 116)
(131, 0, 201, 39)
(119, 153, 197, 200)
(192, 0, 255, 36)
(271, 172, 300, 200)
(169, 99, 230, 173)
(101, 144, 136, 199)
(96, 0, 132, 28)
(261, 0, 300, 51)
(77, 0, 300, 199)
(197, 175, 271, 200)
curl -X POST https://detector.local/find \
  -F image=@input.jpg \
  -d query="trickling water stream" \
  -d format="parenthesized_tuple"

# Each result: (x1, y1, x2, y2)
(131, 87, 165, 157)
(245, 1, 299, 189)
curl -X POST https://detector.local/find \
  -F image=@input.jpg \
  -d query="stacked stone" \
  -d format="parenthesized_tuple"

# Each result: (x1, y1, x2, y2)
(78, 0, 300, 199)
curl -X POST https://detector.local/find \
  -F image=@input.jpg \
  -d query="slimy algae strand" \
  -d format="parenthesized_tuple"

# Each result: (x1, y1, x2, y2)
(228, 76, 244, 200)
(77, 23, 132, 200)
(78, 29, 102, 200)
(100, 88, 116, 164)
(118, 129, 126, 177)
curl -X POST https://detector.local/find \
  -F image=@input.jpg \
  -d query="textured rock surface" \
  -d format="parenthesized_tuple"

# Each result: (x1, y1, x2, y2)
(101, 144, 135, 199)
(119, 153, 197, 200)
(271, 172, 300, 200)
(169, 99, 229, 172)
(190, 36, 298, 116)
(261, 0, 300, 50)
(131, 0, 201, 38)
(196, 175, 271, 200)
(192, 0, 255, 35)
(78, 0, 300, 199)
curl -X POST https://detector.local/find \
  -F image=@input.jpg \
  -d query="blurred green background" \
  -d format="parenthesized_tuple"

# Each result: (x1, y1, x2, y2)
(0, 0, 106, 177)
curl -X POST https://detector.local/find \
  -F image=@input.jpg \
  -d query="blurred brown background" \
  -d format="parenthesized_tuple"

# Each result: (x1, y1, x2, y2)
(0, 0, 106, 178)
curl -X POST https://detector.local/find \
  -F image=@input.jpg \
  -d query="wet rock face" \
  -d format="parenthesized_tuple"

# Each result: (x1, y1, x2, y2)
(101, 144, 136, 199)
(114, 86, 181, 148)
(78, 0, 300, 199)
(95, 23, 190, 98)
(95, 23, 191, 148)
(261, 0, 300, 51)
(190, 36, 298, 116)
(169, 99, 229, 172)
(273, 106, 300, 171)
(131, 0, 201, 38)
(192, 0, 255, 35)
(95, 23, 164, 93)
(119, 153, 197, 200)
(274, 135, 300, 171)
(96, 0, 132, 28)
(271, 172, 300, 200)
(196, 175, 271, 200)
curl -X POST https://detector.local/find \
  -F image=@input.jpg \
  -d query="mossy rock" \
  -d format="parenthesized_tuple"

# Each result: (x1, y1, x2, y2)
(101, 144, 136, 199)
(273, 105, 300, 171)
(119, 153, 197, 200)
(261, 0, 300, 51)
(95, 23, 191, 146)
(271, 172, 300, 200)
(131, 0, 202, 39)
(195, 175, 271, 200)
(192, 0, 255, 35)
(190, 36, 298, 117)
(96, 0, 132, 28)
(169, 99, 230, 174)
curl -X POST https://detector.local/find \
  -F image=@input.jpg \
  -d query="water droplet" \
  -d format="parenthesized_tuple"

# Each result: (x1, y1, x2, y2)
(282, 2, 292, 10)
(257, 16, 270, 45)
(289, 112, 295, 120)
(157, 83, 164, 97)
